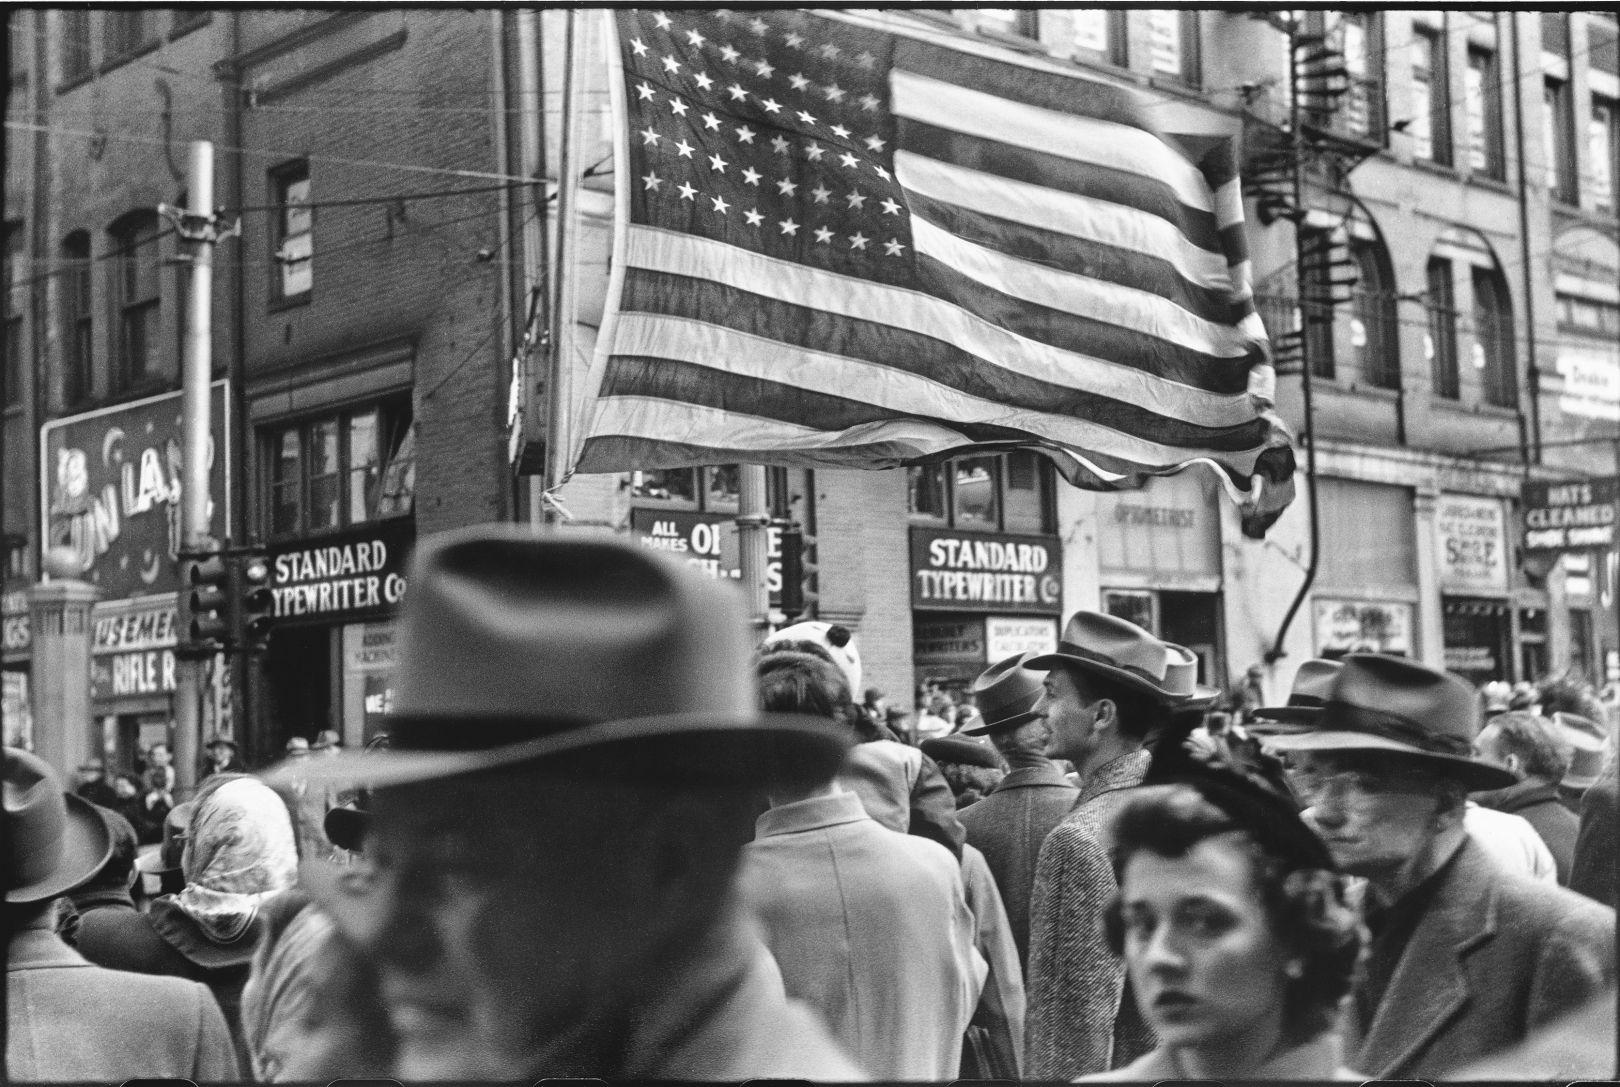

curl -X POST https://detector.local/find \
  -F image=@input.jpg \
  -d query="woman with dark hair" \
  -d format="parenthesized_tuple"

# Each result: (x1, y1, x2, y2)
(1082, 728, 1364, 1081)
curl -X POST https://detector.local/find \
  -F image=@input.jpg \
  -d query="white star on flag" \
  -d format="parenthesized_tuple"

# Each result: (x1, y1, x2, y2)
(726, 83, 747, 102)
(636, 82, 655, 100)
(662, 55, 681, 74)
(741, 167, 761, 185)
(776, 178, 798, 196)
(789, 73, 810, 91)
(813, 226, 834, 244)
(735, 125, 756, 143)
(845, 190, 866, 210)
(848, 232, 868, 250)
(880, 198, 901, 215)
(711, 195, 730, 213)
(883, 238, 904, 256)
(708, 153, 728, 173)
(630, 37, 648, 57)
(685, 28, 705, 47)
(744, 208, 763, 226)
(640, 127, 661, 146)
(669, 98, 689, 116)
(770, 135, 791, 154)
(641, 171, 662, 191)
(677, 182, 697, 200)
(839, 152, 860, 169)
(810, 184, 830, 204)
(719, 44, 740, 63)
(778, 217, 799, 235)
(674, 139, 694, 158)
(830, 124, 850, 139)
(701, 112, 721, 131)
(693, 72, 714, 90)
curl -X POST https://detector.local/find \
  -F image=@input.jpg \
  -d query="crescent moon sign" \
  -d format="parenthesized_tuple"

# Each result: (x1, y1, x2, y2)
(103, 427, 126, 467)
(140, 549, 162, 584)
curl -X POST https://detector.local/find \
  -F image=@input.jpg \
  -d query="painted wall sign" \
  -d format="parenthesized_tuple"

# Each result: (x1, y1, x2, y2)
(1522, 476, 1619, 553)
(39, 382, 231, 601)
(1557, 346, 1620, 422)
(910, 528, 1062, 614)
(628, 509, 783, 597)
(1435, 495, 1508, 594)
(1313, 599, 1413, 658)
(268, 519, 414, 624)
(89, 595, 179, 702)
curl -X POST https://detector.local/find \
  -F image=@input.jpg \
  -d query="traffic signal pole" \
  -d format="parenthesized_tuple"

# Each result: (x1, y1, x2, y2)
(163, 141, 232, 795)
(737, 465, 771, 632)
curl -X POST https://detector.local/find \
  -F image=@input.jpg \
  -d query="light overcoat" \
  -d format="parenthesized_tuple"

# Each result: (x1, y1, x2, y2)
(1350, 836, 1616, 1079)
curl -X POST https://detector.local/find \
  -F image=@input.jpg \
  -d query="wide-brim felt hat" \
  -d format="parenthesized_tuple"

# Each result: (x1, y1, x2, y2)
(269, 525, 852, 793)
(962, 652, 1043, 735)
(1252, 658, 1343, 725)
(1262, 654, 1516, 791)
(921, 733, 1005, 770)
(1554, 712, 1609, 792)
(1024, 611, 1199, 704)
(6, 748, 114, 904)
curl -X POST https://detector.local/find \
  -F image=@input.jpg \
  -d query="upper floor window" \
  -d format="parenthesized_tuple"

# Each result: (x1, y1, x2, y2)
(908, 452, 1055, 535)
(170, 9, 211, 36)
(8, 11, 28, 81)
(1590, 17, 1618, 77)
(629, 466, 741, 512)
(264, 398, 414, 538)
(1465, 46, 1504, 179)
(1350, 238, 1398, 390)
(1426, 257, 1460, 399)
(1411, 27, 1451, 165)
(1556, 293, 1620, 338)
(1471, 267, 1516, 408)
(102, 11, 151, 61)
(1591, 98, 1617, 214)
(60, 232, 92, 407)
(108, 212, 163, 391)
(1545, 78, 1577, 203)
(61, 10, 91, 84)
(1058, 10, 1128, 66)
(1541, 12, 1570, 56)
(271, 162, 312, 301)
(1338, 13, 1386, 143)
(3, 222, 23, 409)
(1146, 11, 1199, 86)
(958, 10, 1035, 39)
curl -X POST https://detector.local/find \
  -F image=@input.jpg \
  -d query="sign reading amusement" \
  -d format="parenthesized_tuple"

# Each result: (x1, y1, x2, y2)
(910, 527, 1062, 615)
(39, 383, 231, 602)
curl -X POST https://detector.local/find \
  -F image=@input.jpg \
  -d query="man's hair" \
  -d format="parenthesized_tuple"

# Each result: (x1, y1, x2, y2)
(757, 647, 853, 728)
(1059, 663, 1168, 742)
(1103, 783, 1363, 1046)
(1485, 712, 1572, 782)
(987, 719, 1046, 760)
(1537, 677, 1606, 723)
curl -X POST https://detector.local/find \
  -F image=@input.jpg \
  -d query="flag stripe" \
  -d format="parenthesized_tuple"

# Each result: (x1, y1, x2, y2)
(895, 151, 1233, 291)
(910, 218, 1257, 357)
(623, 226, 1255, 396)
(890, 70, 1215, 213)
(615, 275, 1270, 444)
(896, 119, 1224, 253)
(902, 190, 1243, 327)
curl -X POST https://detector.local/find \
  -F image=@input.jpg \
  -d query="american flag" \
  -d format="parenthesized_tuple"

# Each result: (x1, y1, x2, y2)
(569, 9, 1295, 535)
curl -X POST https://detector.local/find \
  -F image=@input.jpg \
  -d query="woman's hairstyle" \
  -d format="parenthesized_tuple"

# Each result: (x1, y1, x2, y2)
(1103, 783, 1363, 1045)
(757, 646, 855, 729)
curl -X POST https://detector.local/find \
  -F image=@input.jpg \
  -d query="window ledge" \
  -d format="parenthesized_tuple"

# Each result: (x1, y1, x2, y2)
(98, 39, 163, 76)
(1411, 158, 1460, 179)
(268, 292, 312, 314)
(1464, 173, 1514, 196)
(1429, 396, 1521, 418)
(2, 402, 24, 418)
(55, 72, 94, 95)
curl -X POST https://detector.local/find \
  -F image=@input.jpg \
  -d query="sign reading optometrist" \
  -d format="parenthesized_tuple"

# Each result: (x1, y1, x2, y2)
(910, 528, 1062, 615)
(267, 519, 413, 624)
(1522, 476, 1619, 553)
(39, 382, 230, 601)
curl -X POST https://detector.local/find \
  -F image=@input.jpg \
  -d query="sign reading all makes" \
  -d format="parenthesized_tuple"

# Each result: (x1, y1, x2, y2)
(910, 527, 1062, 615)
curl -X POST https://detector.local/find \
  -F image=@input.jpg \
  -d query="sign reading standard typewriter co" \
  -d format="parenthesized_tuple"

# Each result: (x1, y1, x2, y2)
(910, 527, 1062, 615)
(1521, 476, 1618, 553)
(268, 519, 414, 623)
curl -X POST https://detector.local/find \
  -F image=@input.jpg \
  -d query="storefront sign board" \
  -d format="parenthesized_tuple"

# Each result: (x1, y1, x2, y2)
(1436, 495, 1508, 594)
(2, 588, 28, 658)
(1522, 476, 1619, 553)
(90, 595, 179, 701)
(985, 616, 1059, 662)
(627, 508, 783, 595)
(268, 518, 414, 624)
(910, 528, 1062, 614)
(1313, 599, 1413, 657)
(39, 383, 231, 601)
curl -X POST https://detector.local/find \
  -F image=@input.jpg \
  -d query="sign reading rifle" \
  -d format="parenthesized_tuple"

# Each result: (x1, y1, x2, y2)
(911, 527, 1062, 615)
(1522, 476, 1618, 553)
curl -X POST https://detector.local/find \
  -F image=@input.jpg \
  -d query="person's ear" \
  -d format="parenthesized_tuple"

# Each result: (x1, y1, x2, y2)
(1092, 698, 1118, 734)
(1504, 752, 1522, 778)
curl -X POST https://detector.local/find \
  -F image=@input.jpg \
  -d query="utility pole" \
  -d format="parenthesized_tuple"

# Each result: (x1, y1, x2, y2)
(158, 141, 237, 795)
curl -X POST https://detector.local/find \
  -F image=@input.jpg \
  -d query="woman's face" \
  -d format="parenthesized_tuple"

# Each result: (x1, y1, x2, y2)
(1119, 832, 1297, 1056)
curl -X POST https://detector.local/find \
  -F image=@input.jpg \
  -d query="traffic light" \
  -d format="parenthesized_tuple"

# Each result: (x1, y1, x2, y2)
(237, 546, 275, 652)
(777, 522, 818, 621)
(179, 546, 231, 659)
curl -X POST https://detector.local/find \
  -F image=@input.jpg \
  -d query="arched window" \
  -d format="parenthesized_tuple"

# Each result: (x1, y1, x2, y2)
(60, 231, 92, 405)
(1427, 227, 1516, 409)
(1472, 266, 1517, 408)
(1351, 237, 1398, 389)
(107, 211, 162, 392)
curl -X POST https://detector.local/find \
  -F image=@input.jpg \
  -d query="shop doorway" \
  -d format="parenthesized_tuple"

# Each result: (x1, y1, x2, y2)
(260, 625, 333, 767)
(1102, 589, 1226, 688)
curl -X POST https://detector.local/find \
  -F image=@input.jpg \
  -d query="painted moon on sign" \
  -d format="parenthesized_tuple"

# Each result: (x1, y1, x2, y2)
(140, 550, 162, 584)
(103, 427, 126, 467)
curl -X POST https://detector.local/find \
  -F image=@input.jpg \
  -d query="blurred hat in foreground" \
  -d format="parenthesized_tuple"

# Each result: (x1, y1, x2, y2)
(5, 748, 113, 904)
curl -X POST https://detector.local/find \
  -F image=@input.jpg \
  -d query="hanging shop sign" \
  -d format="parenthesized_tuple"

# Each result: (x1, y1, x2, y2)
(1436, 495, 1508, 594)
(628, 508, 783, 594)
(39, 382, 231, 601)
(268, 518, 414, 624)
(1522, 476, 1619, 553)
(1313, 599, 1413, 658)
(90, 595, 178, 701)
(1556, 346, 1620, 422)
(2, 589, 28, 659)
(910, 528, 1062, 615)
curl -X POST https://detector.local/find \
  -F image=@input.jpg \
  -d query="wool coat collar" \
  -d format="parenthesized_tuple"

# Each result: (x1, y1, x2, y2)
(8, 927, 88, 970)
(755, 790, 870, 839)
(1077, 749, 1150, 807)
(992, 763, 1076, 792)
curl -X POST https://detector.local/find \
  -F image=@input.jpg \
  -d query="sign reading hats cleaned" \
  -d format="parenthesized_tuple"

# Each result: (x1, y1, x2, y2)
(1521, 476, 1619, 553)
(910, 528, 1062, 615)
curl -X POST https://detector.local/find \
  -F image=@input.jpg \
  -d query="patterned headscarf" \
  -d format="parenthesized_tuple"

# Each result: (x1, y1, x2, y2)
(176, 775, 298, 943)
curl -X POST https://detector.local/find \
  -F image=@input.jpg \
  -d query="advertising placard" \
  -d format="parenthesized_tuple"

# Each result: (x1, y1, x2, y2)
(1313, 599, 1413, 658)
(627, 509, 783, 597)
(910, 527, 1062, 615)
(90, 595, 179, 701)
(1522, 476, 1619, 553)
(268, 518, 414, 625)
(1436, 495, 1508, 594)
(40, 382, 231, 600)
(984, 616, 1059, 662)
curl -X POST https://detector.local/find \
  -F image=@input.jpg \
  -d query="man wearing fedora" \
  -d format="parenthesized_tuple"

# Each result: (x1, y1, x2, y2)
(6, 747, 239, 1081)
(281, 526, 861, 1080)
(957, 652, 1078, 967)
(1020, 611, 1203, 1078)
(1265, 653, 1616, 1079)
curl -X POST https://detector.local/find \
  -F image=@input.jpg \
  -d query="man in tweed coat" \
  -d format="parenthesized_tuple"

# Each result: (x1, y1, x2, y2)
(1018, 613, 1205, 1079)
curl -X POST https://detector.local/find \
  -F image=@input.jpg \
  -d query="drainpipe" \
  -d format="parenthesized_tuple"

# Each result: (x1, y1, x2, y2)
(1508, 12, 1542, 465)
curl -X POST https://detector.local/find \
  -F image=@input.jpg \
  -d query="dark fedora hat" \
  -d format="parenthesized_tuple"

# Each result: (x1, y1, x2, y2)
(323, 802, 369, 853)
(273, 525, 851, 791)
(1024, 611, 1198, 704)
(1249, 658, 1343, 733)
(1262, 654, 1516, 791)
(921, 734, 1005, 770)
(5, 748, 114, 904)
(204, 734, 237, 751)
(961, 652, 1043, 735)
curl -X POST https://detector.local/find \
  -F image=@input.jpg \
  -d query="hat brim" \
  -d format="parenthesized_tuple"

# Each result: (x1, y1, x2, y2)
(1260, 729, 1518, 791)
(7, 793, 115, 904)
(960, 709, 1042, 736)
(1021, 651, 1192, 705)
(1251, 705, 1323, 724)
(264, 711, 852, 791)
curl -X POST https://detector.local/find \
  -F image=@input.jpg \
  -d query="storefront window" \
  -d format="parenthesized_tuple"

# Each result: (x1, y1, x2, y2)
(704, 466, 741, 512)
(1103, 589, 1154, 632)
(270, 430, 301, 537)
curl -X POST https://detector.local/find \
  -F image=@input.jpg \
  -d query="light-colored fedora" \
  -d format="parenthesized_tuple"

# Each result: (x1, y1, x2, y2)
(961, 652, 1043, 735)
(1023, 611, 1199, 704)
(1554, 712, 1609, 793)
(273, 525, 851, 791)
(1262, 654, 1516, 791)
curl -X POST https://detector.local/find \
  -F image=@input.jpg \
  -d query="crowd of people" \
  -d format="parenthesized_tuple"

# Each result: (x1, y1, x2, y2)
(6, 524, 1617, 1081)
